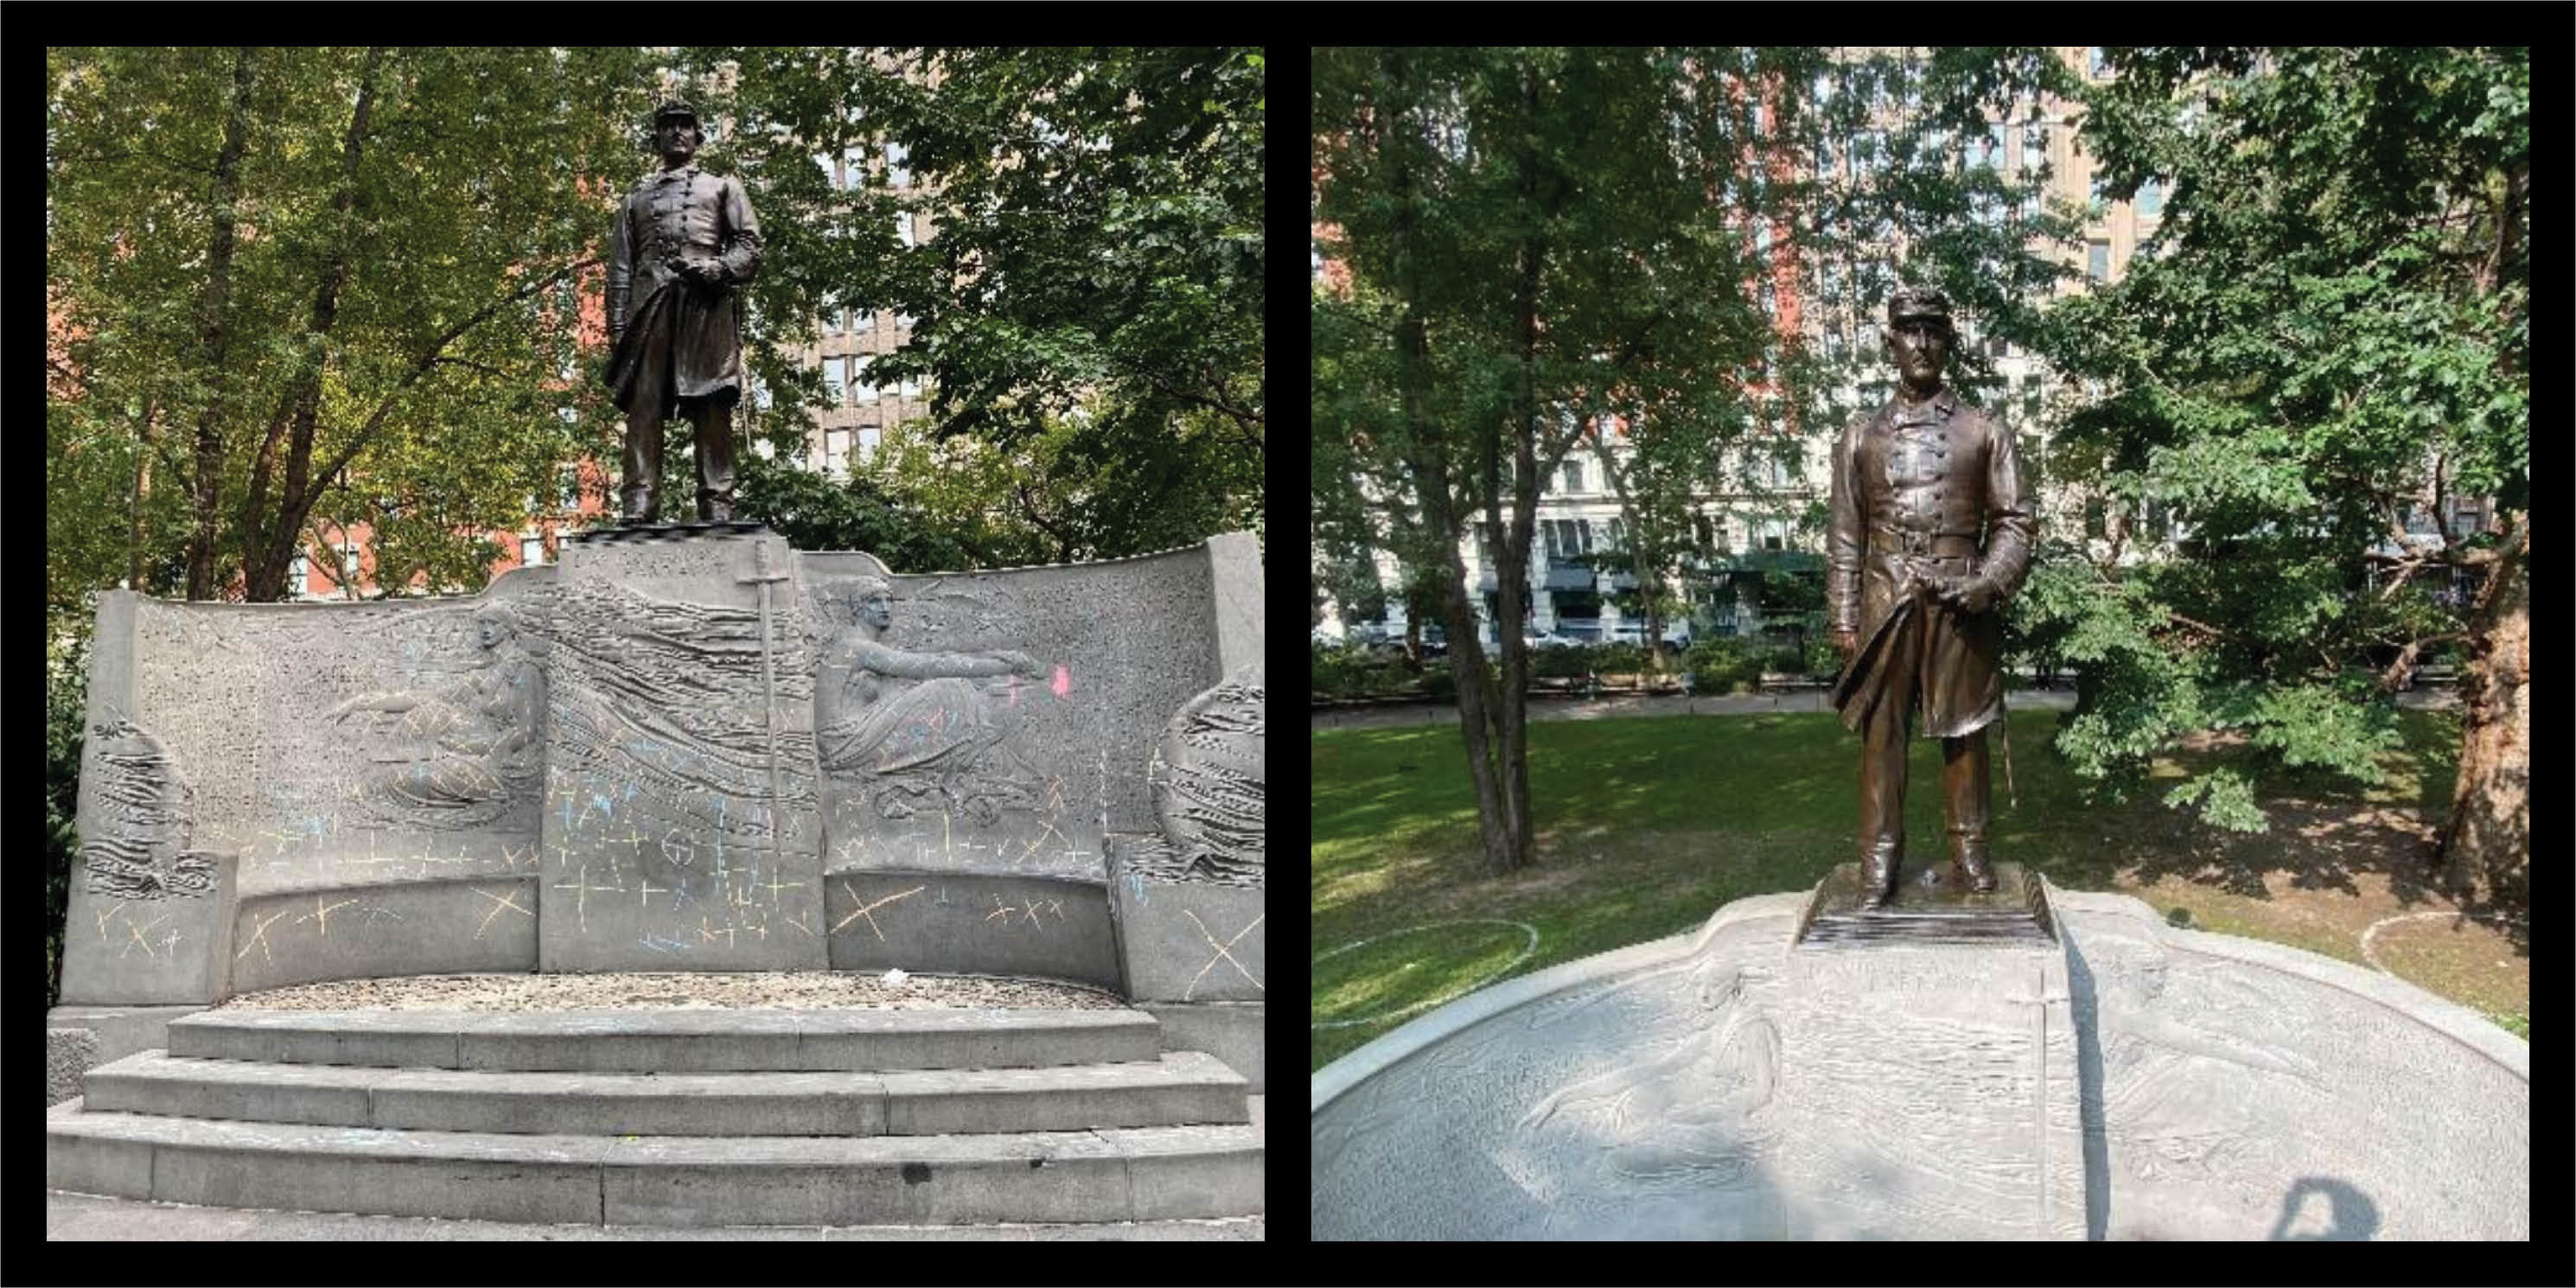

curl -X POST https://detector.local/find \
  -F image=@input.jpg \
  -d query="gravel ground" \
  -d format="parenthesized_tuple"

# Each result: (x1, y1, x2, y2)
(216, 972, 1125, 1011)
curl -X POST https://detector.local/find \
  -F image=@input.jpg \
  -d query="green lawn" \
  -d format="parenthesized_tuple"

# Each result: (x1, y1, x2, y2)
(1312, 707, 2507, 1073)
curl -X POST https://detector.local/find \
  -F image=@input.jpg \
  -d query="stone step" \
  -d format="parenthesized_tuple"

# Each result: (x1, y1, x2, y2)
(48, 1103, 1263, 1227)
(166, 1008, 1161, 1072)
(85, 1049, 1247, 1138)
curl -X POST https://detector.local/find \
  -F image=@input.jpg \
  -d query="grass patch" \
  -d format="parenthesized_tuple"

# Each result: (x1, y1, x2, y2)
(1312, 706, 2514, 1072)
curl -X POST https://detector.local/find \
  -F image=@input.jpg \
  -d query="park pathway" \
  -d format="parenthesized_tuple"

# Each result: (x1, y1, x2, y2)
(1311, 685, 2458, 732)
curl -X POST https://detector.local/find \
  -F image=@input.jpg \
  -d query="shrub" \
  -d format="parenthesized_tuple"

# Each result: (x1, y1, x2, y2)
(1530, 644, 1594, 679)
(1804, 637, 1843, 678)
(1683, 637, 1757, 694)
(1591, 641, 1648, 675)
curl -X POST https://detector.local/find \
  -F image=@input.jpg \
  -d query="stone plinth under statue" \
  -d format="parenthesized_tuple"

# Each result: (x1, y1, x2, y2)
(1311, 878, 2528, 1240)
(52, 529, 1265, 1093)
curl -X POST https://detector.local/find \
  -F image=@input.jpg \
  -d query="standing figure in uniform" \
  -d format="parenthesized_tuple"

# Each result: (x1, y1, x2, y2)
(1826, 288, 2037, 909)
(605, 100, 762, 523)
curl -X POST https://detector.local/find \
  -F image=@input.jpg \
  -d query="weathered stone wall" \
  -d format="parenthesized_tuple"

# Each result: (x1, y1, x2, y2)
(58, 533, 1261, 1003)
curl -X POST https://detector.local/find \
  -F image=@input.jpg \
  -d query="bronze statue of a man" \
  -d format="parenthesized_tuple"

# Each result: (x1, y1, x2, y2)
(605, 100, 762, 523)
(1826, 288, 2037, 909)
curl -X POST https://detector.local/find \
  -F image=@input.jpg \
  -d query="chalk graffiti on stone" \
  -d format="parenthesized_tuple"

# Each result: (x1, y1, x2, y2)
(330, 601, 547, 831)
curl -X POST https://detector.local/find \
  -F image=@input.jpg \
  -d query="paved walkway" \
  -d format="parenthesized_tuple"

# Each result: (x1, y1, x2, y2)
(1312, 685, 2458, 732)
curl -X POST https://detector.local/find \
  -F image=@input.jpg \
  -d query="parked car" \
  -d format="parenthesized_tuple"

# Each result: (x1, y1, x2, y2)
(1522, 632, 1585, 650)
(1608, 622, 1693, 652)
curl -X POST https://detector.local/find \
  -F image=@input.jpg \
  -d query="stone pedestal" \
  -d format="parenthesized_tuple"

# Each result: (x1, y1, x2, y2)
(538, 527, 828, 971)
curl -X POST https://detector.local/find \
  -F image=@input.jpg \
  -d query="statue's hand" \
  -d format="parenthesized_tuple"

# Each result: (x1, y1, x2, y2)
(1942, 575, 1999, 615)
(991, 650, 1043, 678)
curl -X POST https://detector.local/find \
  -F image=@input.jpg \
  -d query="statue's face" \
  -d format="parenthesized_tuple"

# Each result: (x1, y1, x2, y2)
(858, 594, 893, 631)
(1885, 316, 1950, 392)
(655, 117, 700, 165)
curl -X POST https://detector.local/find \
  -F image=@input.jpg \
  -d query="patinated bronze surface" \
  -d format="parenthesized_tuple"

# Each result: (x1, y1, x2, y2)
(1826, 288, 2036, 909)
(1796, 861, 2055, 947)
(605, 100, 762, 523)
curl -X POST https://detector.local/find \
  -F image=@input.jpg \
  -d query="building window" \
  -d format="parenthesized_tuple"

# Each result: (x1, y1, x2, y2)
(339, 539, 363, 582)
(895, 212, 914, 246)
(851, 354, 878, 404)
(2087, 48, 2108, 80)
(857, 424, 881, 461)
(1763, 520, 1785, 552)
(2136, 177, 2165, 218)
(288, 547, 311, 598)
(556, 463, 583, 511)
(821, 359, 845, 405)
(899, 370, 921, 399)
(883, 141, 909, 188)
(824, 428, 851, 478)
(520, 534, 546, 567)
(2088, 241, 2110, 282)
(2021, 122, 2047, 174)
(1562, 461, 1584, 494)
(841, 146, 866, 192)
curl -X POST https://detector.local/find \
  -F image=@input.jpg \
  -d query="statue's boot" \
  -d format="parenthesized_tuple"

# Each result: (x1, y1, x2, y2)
(1949, 825, 1997, 893)
(1859, 838, 1902, 910)
(1942, 729, 1996, 892)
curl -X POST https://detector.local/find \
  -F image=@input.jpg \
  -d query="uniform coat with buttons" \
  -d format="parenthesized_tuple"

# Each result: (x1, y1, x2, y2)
(604, 163, 762, 418)
(1825, 387, 2036, 738)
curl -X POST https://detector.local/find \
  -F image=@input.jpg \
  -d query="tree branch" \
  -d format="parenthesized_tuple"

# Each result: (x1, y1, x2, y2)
(304, 258, 601, 491)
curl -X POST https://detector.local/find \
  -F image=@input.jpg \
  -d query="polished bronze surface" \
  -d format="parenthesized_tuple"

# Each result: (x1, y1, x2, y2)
(604, 100, 763, 523)
(1827, 290, 2037, 909)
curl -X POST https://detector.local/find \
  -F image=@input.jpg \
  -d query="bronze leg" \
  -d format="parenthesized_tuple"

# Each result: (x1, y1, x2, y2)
(1942, 729, 1995, 891)
(1857, 621, 1915, 909)
(693, 399, 736, 521)
(622, 406, 663, 523)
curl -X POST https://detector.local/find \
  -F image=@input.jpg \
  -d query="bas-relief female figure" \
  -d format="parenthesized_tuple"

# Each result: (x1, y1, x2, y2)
(814, 577, 1049, 824)
(331, 601, 545, 829)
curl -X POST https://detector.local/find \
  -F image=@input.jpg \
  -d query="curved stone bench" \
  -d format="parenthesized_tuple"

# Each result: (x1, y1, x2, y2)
(1311, 884, 2526, 1240)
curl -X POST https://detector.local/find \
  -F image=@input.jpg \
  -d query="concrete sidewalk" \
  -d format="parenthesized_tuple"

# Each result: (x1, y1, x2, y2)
(1312, 684, 2459, 732)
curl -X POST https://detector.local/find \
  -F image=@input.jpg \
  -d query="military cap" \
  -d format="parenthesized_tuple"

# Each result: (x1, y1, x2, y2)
(1887, 286, 1954, 328)
(653, 100, 699, 126)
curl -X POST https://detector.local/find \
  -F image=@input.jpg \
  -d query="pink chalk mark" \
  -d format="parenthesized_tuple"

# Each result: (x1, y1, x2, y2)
(1050, 664, 1071, 699)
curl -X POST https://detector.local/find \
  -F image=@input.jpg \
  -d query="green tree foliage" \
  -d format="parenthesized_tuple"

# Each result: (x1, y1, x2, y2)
(2033, 48, 2527, 869)
(671, 47, 1263, 560)
(48, 628, 88, 1009)
(48, 47, 657, 608)
(1317, 48, 1807, 872)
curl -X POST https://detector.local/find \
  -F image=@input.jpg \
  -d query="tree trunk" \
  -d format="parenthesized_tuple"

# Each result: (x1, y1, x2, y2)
(183, 48, 256, 602)
(2436, 509, 2528, 917)
(1482, 60, 1549, 876)
(243, 46, 380, 603)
